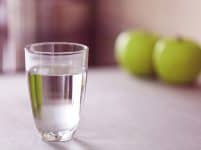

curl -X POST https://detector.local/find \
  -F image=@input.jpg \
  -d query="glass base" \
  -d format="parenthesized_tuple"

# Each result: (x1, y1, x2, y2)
(41, 130, 75, 142)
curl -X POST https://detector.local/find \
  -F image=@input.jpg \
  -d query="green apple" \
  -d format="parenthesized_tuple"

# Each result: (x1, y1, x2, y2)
(115, 30, 159, 76)
(153, 38, 201, 84)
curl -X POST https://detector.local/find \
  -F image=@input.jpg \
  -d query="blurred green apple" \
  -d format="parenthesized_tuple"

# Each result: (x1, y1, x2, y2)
(153, 38, 201, 84)
(115, 30, 159, 76)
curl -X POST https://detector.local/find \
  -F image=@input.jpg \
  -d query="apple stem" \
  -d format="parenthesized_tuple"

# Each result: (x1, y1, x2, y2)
(177, 37, 183, 42)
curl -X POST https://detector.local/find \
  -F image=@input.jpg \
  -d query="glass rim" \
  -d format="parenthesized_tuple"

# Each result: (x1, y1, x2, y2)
(24, 42, 89, 55)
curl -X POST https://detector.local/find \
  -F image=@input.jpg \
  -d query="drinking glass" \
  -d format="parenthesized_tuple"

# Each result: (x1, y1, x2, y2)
(25, 42, 88, 142)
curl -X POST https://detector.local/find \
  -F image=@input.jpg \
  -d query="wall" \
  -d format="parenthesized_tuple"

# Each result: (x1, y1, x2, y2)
(124, 0, 201, 40)
(95, 0, 201, 66)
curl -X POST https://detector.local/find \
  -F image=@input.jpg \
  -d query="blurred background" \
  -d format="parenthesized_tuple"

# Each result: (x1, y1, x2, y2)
(0, 0, 201, 72)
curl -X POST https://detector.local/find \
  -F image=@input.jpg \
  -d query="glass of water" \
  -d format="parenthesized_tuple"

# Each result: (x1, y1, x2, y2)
(25, 42, 88, 142)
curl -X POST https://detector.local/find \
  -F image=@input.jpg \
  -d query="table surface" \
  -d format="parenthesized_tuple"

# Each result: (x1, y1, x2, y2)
(0, 68, 201, 150)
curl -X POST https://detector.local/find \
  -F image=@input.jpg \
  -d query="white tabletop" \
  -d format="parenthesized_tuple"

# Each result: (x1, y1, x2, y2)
(0, 68, 201, 150)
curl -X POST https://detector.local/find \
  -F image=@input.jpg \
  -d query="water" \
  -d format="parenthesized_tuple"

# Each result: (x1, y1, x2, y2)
(28, 66, 87, 133)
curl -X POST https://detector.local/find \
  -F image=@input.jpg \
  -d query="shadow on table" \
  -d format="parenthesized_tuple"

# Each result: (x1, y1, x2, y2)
(134, 74, 201, 91)
(74, 138, 101, 150)
(46, 138, 100, 150)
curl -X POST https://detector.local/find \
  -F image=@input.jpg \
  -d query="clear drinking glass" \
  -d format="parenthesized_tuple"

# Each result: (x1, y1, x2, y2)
(25, 42, 88, 142)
